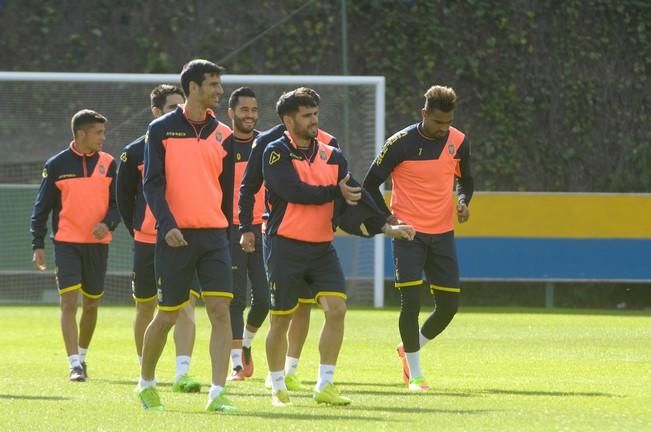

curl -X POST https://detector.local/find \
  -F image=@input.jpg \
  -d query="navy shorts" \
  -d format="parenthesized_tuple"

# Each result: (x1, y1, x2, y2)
(132, 241, 201, 302)
(266, 235, 346, 315)
(155, 228, 232, 310)
(54, 242, 108, 299)
(230, 225, 268, 305)
(263, 232, 316, 304)
(392, 230, 460, 294)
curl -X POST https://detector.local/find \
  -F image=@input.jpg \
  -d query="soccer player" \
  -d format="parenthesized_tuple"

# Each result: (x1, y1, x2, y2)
(363, 85, 474, 391)
(221, 87, 270, 381)
(262, 88, 358, 407)
(115, 84, 201, 393)
(137, 59, 236, 412)
(261, 88, 414, 407)
(31, 109, 120, 382)
(238, 88, 337, 391)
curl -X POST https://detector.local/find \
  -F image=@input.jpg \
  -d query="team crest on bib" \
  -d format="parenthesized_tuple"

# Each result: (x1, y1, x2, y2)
(99, 164, 105, 174)
(448, 143, 455, 155)
(319, 150, 327, 160)
(216, 132, 222, 142)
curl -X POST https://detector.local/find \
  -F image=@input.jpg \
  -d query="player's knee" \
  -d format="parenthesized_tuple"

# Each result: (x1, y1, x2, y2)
(295, 302, 312, 318)
(136, 299, 157, 315)
(269, 313, 292, 332)
(154, 309, 179, 329)
(82, 298, 100, 312)
(400, 287, 421, 313)
(437, 294, 459, 319)
(229, 296, 246, 313)
(205, 298, 231, 324)
(60, 300, 77, 315)
(250, 298, 270, 318)
(322, 297, 347, 321)
(177, 304, 196, 325)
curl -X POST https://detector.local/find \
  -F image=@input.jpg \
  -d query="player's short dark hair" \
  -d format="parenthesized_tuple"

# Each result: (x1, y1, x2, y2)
(228, 87, 257, 109)
(424, 85, 457, 113)
(150, 84, 184, 110)
(180, 59, 225, 96)
(70, 109, 107, 137)
(275, 87, 320, 120)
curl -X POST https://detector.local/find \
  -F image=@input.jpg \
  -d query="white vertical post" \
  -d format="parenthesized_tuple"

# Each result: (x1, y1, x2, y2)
(373, 77, 386, 307)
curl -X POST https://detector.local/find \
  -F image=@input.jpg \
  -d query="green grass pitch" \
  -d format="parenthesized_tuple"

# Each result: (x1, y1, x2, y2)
(1, 306, 649, 431)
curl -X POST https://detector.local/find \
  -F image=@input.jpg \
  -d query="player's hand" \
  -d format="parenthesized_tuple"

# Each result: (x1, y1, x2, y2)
(457, 203, 470, 223)
(240, 231, 255, 253)
(92, 223, 110, 240)
(165, 228, 188, 247)
(33, 248, 47, 271)
(386, 214, 399, 225)
(339, 174, 362, 206)
(382, 223, 416, 240)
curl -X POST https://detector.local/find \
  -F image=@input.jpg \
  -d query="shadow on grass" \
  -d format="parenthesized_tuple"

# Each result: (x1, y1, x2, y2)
(455, 306, 651, 317)
(0, 394, 71, 401)
(478, 388, 623, 398)
(343, 388, 476, 397)
(95, 379, 139, 386)
(334, 381, 408, 388)
(345, 405, 499, 415)
(166, 409, 391, 422)
(96, 379, 175, 387)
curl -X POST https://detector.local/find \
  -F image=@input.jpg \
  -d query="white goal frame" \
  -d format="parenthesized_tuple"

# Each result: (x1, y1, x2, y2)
(0, 71, 387, 307)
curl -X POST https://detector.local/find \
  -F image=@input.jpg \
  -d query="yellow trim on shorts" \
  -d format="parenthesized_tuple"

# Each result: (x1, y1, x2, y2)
(190, 289, 200, 299)
(81, 289, 103, 299)
(59, 283, 81, 295)
(430, 284, 461, 293)
(202, 291, 234, 299)
(314, 291, 348, 301)
(270, 303, 300, 316)
(395, 280, 423, 288)
(298, 297, 316, 304)
(159, 299, 190, 312)
(133, 293, 157, 303)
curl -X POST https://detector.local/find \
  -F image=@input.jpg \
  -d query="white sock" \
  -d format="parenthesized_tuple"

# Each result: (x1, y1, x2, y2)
(419, 332, 431, 349)
(175, 355, 191, 381)
(315, 364, 335, 392)
(78, 347, 88, 363)
(231, 349, 243, 369)
(138, 377, 156, 390)
(209, 384, 224, 401)
(405, 351, 422, 379)
(242, 328, 257, 348)
(270, 370, 287, 392)
(68, 354, 81, 369)
(284, 356, 299, 376)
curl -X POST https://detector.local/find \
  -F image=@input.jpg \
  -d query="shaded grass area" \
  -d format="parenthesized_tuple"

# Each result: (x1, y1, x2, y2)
(1, 306, 649, 431)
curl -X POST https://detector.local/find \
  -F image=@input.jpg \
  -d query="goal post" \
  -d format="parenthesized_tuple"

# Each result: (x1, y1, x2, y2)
(0, 72, 387, 307)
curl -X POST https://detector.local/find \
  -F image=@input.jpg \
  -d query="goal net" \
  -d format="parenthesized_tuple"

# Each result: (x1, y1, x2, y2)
(0, 72, 386, 306)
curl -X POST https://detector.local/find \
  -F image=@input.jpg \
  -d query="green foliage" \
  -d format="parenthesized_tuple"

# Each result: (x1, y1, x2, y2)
(1, 0, 650, 191)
